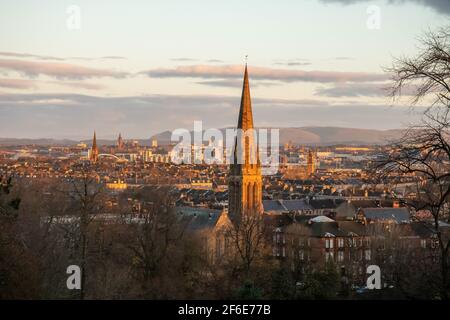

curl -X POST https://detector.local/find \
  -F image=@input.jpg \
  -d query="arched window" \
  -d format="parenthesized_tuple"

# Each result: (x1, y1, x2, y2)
(247, 182, 252, 209)
(253, 182, 258, 208)
(245, 136, 250, 165)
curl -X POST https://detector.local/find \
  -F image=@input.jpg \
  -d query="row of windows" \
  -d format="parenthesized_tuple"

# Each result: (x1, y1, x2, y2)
(326, 249, 371, 262)
(274, 248, 372, 262)
(326, 238, 370, 248)
(278, 235, 437, 249)
(272, 235, 370, 248)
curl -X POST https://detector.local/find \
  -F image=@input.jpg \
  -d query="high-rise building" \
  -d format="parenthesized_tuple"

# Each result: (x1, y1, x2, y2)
(228, 65, 263, 222)
(90, 131, 99, 163)
(307, 149, 315, 176)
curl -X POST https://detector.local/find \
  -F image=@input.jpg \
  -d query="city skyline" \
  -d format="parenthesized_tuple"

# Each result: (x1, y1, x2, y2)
(1, 2, 450, 303)
(0, 0, 446, 138)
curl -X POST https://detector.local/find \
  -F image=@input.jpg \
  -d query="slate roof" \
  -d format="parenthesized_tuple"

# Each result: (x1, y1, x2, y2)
(176, 206, 222, 231)
(309, 221, 347, 237)
(263, 199, 343, 212)
(351, 199, 398, 208)
(263, 200, 287, 211)
(335, 201, 356, 219)
(338, 221, 368, 236)
(361, 207, 410, 223)
(284, 200, 312, 211)
(309, 199, 345, 210)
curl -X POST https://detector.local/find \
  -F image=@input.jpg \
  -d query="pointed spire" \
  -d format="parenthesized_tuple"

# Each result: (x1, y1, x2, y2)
(90, 131, 99, 163)
(237, 64, 254, 130)
(92, 131, 97, 149)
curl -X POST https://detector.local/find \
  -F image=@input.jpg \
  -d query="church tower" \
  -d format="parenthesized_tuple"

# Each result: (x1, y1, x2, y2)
(117, 133, 124, 150)
(228, 65, 263, 222)
(90, 131, 99, 163)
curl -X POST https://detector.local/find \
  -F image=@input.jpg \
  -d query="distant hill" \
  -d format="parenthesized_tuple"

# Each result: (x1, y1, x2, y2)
(151, 127, 405, 146)
(278, 127, 404, 145)
(0, 138, 80, 146)
(0, 127, 405, 146)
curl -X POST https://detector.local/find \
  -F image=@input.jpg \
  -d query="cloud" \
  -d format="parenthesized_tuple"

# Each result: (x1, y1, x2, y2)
(315, 82, 421, 97)
(196, 79, 242, 88)
(50, 81, 105, 90)
(0, 93, 424, 139)
(0, 78, 36, 89)
(273, 61, 312, 67)
(273, 58, 312, 67)
(69, 56, 127, 61)
(0, 92, 328, 108)
(0, 78, 105, 91)
(0, 52, 64, 61)
(196, 79, 281, 88)
(315, 83, 388, 97)
(335, 56, 355, 61)
(0, 59, 128, 80)
(206, 59, 225, 63)
(0, 52, 126, 61)
(170, 57, 198, 62)
(318, 0, 450, 15)
(142, 64, 387, 83)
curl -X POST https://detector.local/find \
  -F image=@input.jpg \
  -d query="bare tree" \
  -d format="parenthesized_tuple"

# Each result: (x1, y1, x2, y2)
(378, 26, 450, 299)
(117, 187, 187, 298)
(57, 164, 106, 299)
(375, 115, 450, 298)
(369, 223, 441, 299)
(226, 211, 269, 278)
(0, 175, 42, 299)
(388, 26, 450, 109)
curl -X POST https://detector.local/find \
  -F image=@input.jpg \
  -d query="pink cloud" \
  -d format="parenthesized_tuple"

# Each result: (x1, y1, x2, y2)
(0, 78, 36, 89)
(143, 64, 387, 83)
(0, 59, 127, 80)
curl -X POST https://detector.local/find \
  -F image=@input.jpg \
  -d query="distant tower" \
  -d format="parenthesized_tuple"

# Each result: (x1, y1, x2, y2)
(152, 139, 158, 148)
(90, 131, 99, 163)
(117, 133, 124, 150)
(307, 149, 315, 176)
(228, 64, 263, 223)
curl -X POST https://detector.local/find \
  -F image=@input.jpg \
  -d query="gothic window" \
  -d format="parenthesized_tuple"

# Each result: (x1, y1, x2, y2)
(253, 182, 258, 207)
(247, 182, 252, 209)
(245, 136, 249, 165)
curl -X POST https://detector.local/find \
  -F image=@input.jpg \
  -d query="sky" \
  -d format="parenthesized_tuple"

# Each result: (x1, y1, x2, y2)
(0, 0, 448, 139)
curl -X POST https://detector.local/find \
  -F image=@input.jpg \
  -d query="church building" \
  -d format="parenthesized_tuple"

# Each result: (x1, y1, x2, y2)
(228, 64, 264, 222)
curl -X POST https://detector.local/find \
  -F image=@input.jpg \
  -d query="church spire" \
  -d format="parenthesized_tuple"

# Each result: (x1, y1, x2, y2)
(90, 131, 99, 163)
(228, 64, 263, 222)
(117, 132, 124, 149)
(237, 64, 254, 130)
(92, 131, 97, 149)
